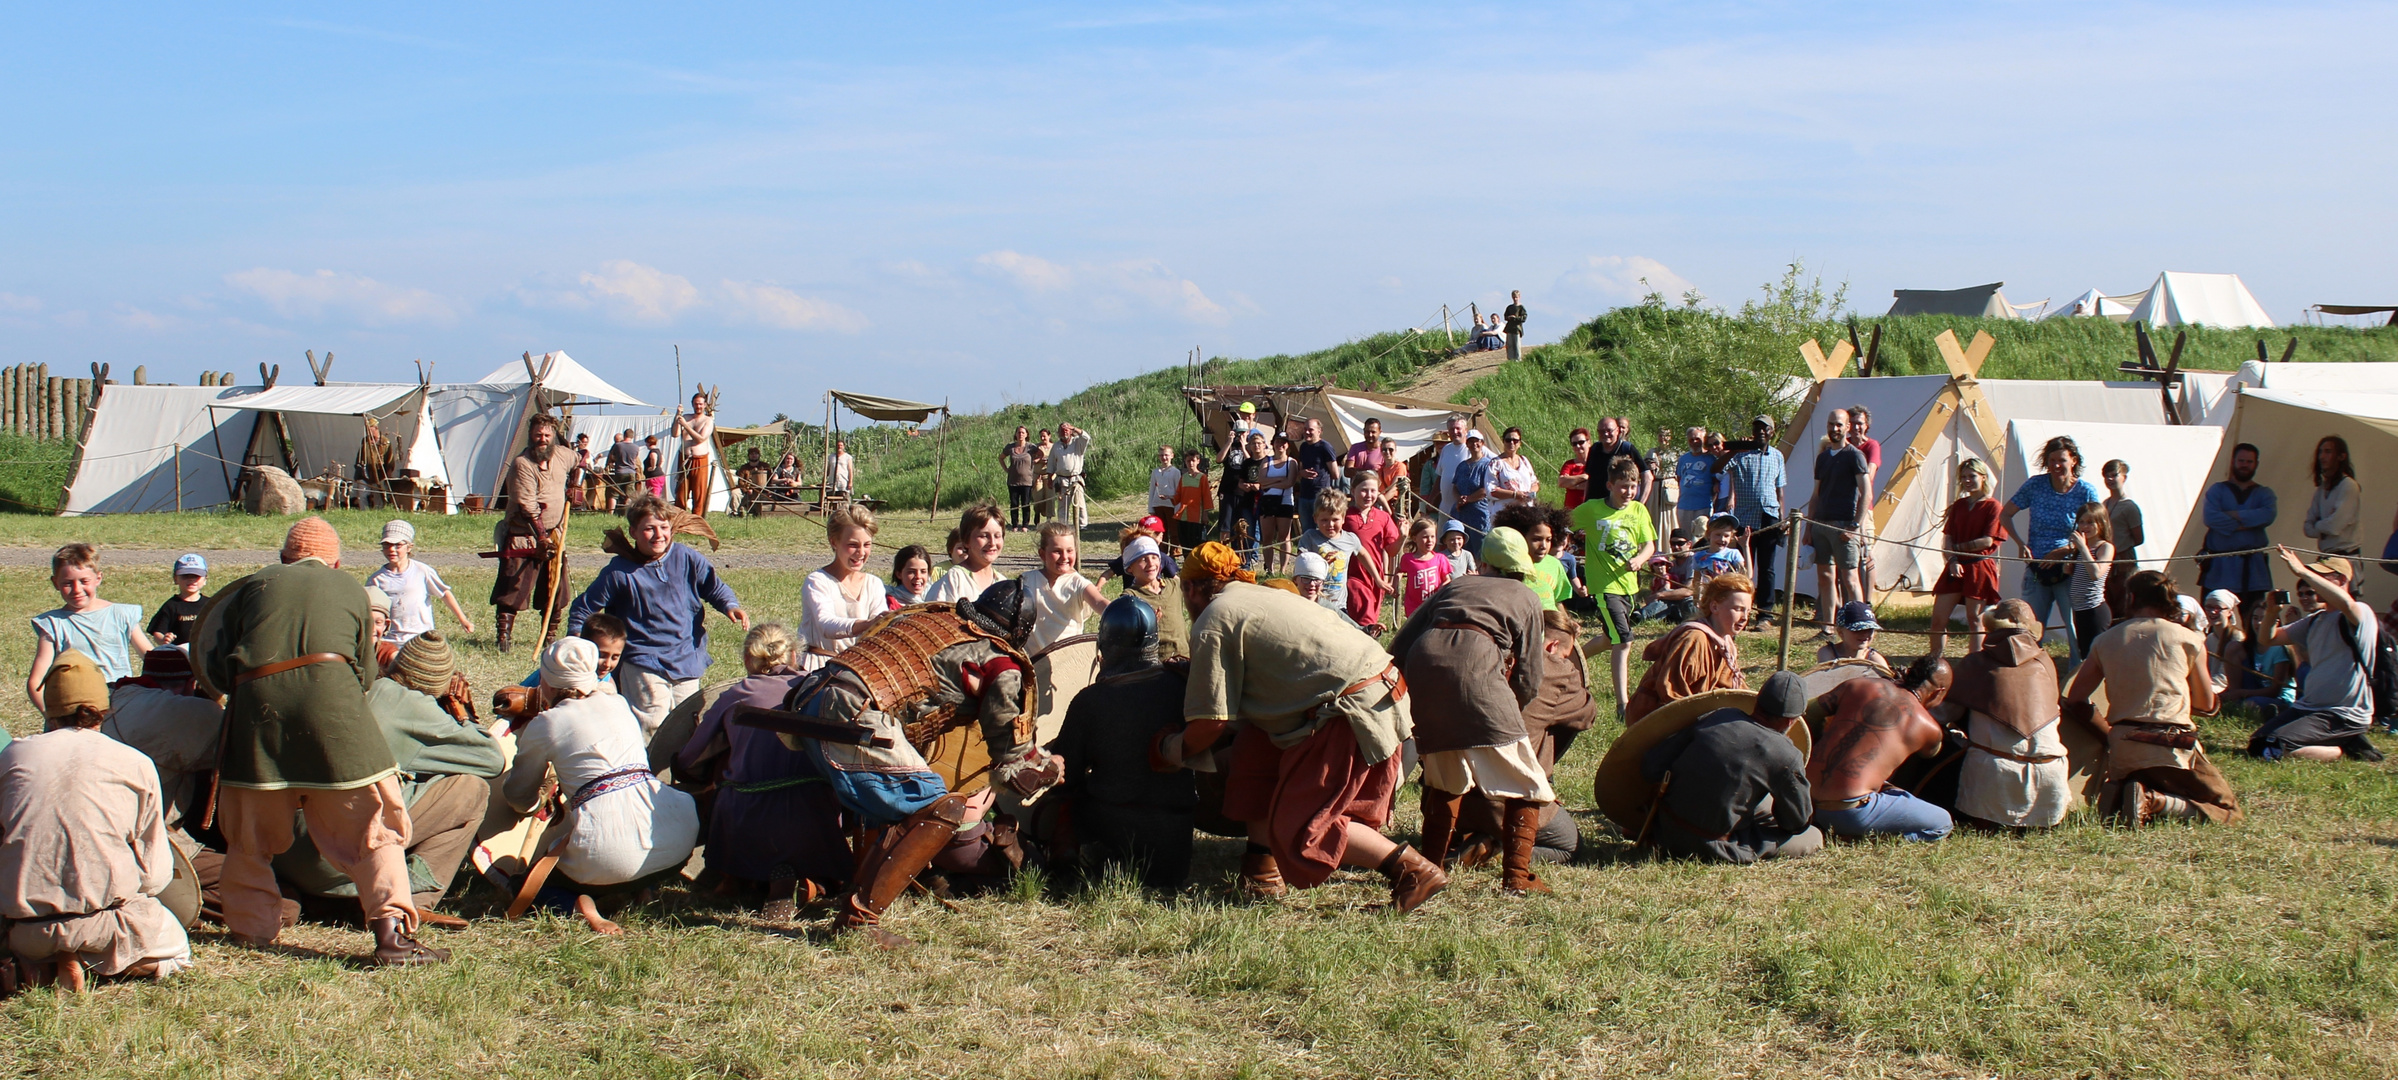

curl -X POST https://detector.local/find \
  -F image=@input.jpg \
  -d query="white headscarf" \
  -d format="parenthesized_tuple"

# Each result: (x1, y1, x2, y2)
(540, 637, 602, 693)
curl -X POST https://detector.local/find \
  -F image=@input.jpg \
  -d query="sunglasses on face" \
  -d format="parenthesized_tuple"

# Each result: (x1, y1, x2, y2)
(1504, 436, 1522, 444)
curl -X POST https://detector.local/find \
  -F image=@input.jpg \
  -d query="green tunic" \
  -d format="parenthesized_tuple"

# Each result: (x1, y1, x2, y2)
(202, 560, 393, 791)
(275, 679, 506, 898)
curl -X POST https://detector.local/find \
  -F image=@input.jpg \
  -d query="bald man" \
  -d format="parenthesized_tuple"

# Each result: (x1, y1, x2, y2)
(1804, 657, 1955, 842)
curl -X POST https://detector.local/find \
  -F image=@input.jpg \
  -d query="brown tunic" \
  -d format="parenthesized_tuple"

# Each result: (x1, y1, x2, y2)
(1388, 576, 1544, 754)
(1625, 621, 1745, 725)
(504, 443, 575, 532)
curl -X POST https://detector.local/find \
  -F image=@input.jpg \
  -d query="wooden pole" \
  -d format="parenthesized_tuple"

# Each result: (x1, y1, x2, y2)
(820, 393, 832, 513)
(930, 401, 950, 520)
(4, 365, 14, 433)
(45, 372, 58, 440)
(1777, 514, 1802, 672)
(174, 443, 182, 512)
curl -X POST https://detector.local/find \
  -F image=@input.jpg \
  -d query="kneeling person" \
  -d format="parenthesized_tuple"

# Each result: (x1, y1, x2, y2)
(1050, 596, 1196, 891)
(1641, 671, 1822, 864)
(502, 638, 701, 934)
(1390, 526, 1554, 895)
(1805, 656, 1955, 842)
(0, 651, 192, 991)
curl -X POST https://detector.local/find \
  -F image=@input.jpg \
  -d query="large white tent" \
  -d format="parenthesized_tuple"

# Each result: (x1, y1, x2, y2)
(2173, 388, 2398, 610)
(2043, 287, 2146, 322)
(2201, 360, 2398, 426)
(2000, 419, 2222, 578)
(566, 413, 734, 515)
(209, 384, 450, 497)
(59, 386, 261, 516)
(472, 352, 650, 410)
(1781, 374, 2181, 599)
(2125, 272, 2275, 329)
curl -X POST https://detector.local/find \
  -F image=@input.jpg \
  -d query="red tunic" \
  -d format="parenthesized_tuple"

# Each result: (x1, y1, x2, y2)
(1936, 496, 2005, 602)
(1344, 507, 1401, 631)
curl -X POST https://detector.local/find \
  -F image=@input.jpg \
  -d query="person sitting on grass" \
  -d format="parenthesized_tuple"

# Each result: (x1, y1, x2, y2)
(2247, 551, 2385, 763)
(2201, 589, 2250, 698)
(1048, 597, 1196, 892)
(0, 650, 192, 995)
(1639, 670, 1823, 864)
(1815, 601, 1892, 673)
(1020, 521, 1110, 655)
(502, 637, 701, 936)
(1636, 531, 1694, 625)
(925, 504, 1008, 604)
(1625, 573, 1754, 726)
(675, 623, 853, 923)
(146, 553, 209, 648)
(1941, 599, 2069, 833)
(2063, 570, 2242, 827)
(1804, 656, 1954, 843)
(26, 543, 147, 709)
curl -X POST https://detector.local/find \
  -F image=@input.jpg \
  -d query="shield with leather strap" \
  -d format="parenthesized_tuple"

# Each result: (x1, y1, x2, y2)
(1592, 687, 1811, 834)
(829, 603, 1038, 794)
(159, 843, 203, 930)
(1029, 634, 1098, 746)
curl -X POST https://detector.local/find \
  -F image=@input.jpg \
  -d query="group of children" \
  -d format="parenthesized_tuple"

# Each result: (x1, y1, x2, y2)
(25, 526, 476, 712)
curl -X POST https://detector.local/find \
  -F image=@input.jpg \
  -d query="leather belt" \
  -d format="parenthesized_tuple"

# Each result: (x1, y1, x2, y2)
(1303, 662, 1407, 723)
(1812, 793, 1873, 812)
(233, 652, 348, 686)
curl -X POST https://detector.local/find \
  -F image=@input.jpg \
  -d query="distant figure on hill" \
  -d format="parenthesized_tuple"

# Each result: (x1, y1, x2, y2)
(1502, 290, 1527, 361)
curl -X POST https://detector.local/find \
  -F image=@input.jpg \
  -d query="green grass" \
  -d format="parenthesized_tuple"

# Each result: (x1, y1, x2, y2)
(2, 545, 2396, 1077)
(0, 430, 74, 515)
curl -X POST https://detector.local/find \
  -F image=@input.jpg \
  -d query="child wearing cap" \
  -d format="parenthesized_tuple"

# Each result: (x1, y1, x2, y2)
(26, 544, 147, 709)
(1815, 600, 1891, 671)
(1440, 519, 1474, 579)
(368, 520, 474, 645)
(1689, 515, 1748, 586)
(147, 553, 211, 647)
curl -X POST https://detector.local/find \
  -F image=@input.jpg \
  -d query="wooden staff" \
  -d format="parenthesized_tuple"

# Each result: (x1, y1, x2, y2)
(536, 502, 571, 647)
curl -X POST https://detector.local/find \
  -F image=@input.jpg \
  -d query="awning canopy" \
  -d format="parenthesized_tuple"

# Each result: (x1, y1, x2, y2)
(714, 424, 786, 449)
(213, 384, 421, 419)
(830, 390, 944, 424)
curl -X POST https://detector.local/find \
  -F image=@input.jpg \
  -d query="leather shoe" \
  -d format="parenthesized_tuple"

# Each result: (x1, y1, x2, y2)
(369, 917, 451, 966)
(1378, 844, 1448, 914)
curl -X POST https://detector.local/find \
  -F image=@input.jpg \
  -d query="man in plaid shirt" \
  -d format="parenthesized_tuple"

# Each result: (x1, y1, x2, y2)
(1724, 415, 1788, 604)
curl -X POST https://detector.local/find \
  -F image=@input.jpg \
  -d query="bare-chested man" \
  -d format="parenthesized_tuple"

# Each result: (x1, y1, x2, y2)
(1804, 656, 1955, 842)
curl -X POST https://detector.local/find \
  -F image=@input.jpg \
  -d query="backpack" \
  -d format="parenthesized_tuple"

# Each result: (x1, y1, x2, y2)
(2335, 614, 2398, 725)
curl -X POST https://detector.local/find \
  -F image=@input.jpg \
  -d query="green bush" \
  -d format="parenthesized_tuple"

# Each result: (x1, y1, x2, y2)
(0, 431, 73, 515)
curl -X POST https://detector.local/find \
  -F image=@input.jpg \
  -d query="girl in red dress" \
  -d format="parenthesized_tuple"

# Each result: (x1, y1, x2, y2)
(1929, 459, 2006, 656)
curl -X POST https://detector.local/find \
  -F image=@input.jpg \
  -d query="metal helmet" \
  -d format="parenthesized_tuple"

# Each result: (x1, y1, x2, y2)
(966, 578, 1031, 646)
(1096, 595, 1161, 679)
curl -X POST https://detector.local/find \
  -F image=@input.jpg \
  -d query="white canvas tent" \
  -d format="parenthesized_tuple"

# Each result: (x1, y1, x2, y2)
(59, 385, 262, 516)
(471, 352, 651, 410)
(1781, 372, 2182, 599)
(2125, 272, 2275, 329)
(2173, 388, 2398, 610)
(565, 413, 734, 515)
(2044, 288, 2146, 322)
(2210, 360, 2398, 414)
(2000, 419, 2221, 579)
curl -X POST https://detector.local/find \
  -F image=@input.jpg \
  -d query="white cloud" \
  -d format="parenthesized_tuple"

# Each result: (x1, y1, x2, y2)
(576, 259, 702, 324)
(114, 305, 178, 332)
(0, 293, 39, 313)
(717, 280, 869, 333)
(1555, 256, 1697, 305)
(1099, 259, 1230, 324)
(975, 250, 1075, 293)
(225, 268, 458, 324)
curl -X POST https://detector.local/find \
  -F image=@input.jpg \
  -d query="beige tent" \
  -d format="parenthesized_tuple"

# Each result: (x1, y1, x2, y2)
(2171, 388, 2397, 610)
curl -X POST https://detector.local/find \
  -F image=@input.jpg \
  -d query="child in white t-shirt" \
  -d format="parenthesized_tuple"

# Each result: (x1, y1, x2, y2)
(366, 520, 474, 644)
(1020, 522, 1110, 654)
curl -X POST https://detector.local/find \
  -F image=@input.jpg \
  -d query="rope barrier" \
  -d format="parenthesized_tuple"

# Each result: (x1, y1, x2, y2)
(1783, 510, 2363, 568)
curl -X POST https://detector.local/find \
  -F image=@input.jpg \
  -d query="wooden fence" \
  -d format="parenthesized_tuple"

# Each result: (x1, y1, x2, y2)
(0, 364, 94, 442)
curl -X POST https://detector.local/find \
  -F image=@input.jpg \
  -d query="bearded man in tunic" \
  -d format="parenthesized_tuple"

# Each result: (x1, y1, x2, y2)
(0, 650, 192, 992)
(1941, 599, 2071, 831)
(1389, 526, 1554, 895)
(491, 412, 574, 653)
(358, 416, 398, 509)
(1155, 542, 1446, 911)
(202, 517, 448, 965)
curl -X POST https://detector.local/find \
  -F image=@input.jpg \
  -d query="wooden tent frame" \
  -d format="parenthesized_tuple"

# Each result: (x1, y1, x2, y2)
(820, 390, 951, 519)
(1782, 329, 2000, 539)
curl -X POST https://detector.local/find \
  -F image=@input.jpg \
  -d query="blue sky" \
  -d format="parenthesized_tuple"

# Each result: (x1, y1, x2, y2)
(4, 3, 2391, 420)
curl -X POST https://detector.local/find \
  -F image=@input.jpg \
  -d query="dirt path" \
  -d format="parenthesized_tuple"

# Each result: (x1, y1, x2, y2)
(1393, 345, 1510, 404)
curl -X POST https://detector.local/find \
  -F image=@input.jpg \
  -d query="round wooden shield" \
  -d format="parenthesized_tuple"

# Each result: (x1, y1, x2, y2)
(1030, 636, 1098, 747)
(1798, 657, 1892, 700)
(160, 843, 202, 930)
(1592, 688, 1812, 833)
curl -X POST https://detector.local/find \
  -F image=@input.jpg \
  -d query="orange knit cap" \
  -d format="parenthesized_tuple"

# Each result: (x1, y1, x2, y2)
(281, 516, 341, 565)
(1180, 541, 1256, 586)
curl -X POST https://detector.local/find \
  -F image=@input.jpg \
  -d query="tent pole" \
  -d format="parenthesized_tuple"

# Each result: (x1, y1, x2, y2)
(174, 443, 182, 513)
(820, 393, 832, 514)
(930, 401, 949, 521)
(207, 406, 234, 502)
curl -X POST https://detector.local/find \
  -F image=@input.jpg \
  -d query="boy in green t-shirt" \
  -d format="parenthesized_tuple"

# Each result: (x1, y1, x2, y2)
(1495, 503, 1573, 612)
(1568, 458, 1657, 717)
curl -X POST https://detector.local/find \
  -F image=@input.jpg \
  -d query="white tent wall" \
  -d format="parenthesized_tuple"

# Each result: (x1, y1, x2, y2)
(473, 351, 651, 409)
(565, 413, 732, 514)
(1321, 392, 1461, 461)
(2171, 389, 2398, 611)
(59, 386, 262, 516)
(2125, 272, 2275, 329)
(1782, 377, 2181, 599)
(427, 384, 534, 500)
(2001, 419, 2221, 585)
(226, 385, 437, 491)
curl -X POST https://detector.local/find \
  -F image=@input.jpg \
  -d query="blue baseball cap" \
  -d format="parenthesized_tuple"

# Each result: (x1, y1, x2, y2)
(1837, 601, 1880, 632)
(173, 553, 207, 577)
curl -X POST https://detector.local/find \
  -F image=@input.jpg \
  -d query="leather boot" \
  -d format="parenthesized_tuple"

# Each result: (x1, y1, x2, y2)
(1418, 788, 1463, 867)
(1236, 845, 1287, 899)
(1500, 799, 1553, 896)
(494, 610, 516, 653)
(369, 916, 450, 966)
(1378, 843, 1448, 914)
(832, 794, 970, 948)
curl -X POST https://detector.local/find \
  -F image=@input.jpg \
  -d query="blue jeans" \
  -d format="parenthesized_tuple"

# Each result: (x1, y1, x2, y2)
(1812, 786, 1951, 842)
(1296, 495, 1317, 532)
(2019, 566, 2072, 651)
